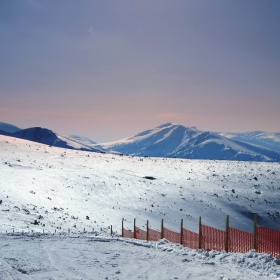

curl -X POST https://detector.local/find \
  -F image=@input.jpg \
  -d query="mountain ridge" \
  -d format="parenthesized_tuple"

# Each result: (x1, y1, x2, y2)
(1, 122, 279, 162)
(94, 123, 280, 162)
(0, 126, 103, 153)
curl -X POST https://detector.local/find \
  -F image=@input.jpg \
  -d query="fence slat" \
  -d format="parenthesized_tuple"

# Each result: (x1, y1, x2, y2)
(135, 226, 147, 240)
(163, 227, 180, 244)
(182, 228, 199, 249)
(122, 228, 134, 239)
(148, 228, 161, 241)
(257, 226, 280, 258)
(202, 225, 225, 251)
(228, 227, 253, 253)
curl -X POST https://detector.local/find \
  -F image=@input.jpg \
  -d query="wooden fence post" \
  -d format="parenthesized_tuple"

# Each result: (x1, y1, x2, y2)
(254, 214, 257, 251)
(161, 219, 164, 239)
(146, 220, 149, 241)
(225, 215, 229, 252)
(134, 218, 136, 239)
(180, 219, 183, 245)
(198, 216, 202, 249)
(121, 219, 124, 237)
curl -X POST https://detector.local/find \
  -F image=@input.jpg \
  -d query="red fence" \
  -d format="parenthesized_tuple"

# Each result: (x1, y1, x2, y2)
(202, 225, 225, 251)
(229, 227, 253, 253)
(122, 228, 134, 239)
(135, 226, 146, 240)
(182, 228, 199, 249)
(122, 217, 280, 258)
(149, 228, 161, 242)
(257, 226, 280, 258)
(163, 227, 180, 244)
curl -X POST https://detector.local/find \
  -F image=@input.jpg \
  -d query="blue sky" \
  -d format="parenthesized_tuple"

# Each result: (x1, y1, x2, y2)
(1, 0, 280, 142)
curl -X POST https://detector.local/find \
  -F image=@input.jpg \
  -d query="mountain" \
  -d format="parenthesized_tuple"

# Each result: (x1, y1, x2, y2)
(0, 126, 103, 153)
(1, 134, 279, 278)
(220, 131, 280, 154)
(68, 135, 97, 146)
(0, 122, 21, 133)
(94, 123, 280, 162)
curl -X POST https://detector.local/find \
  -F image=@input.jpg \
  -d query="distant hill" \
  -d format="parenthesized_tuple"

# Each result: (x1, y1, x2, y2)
(220, 131, 280, 154)
(68, 135, 97, 146)
(0, 122, 21, 133)
(1, 122, 279, 162)
(11, 127, 72, 148)
(0, 126, 103, 153)
(94, 123, 280, 162)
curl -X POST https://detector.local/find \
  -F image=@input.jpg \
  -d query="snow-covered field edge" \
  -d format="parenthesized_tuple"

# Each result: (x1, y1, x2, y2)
(1, 231, 280, 279)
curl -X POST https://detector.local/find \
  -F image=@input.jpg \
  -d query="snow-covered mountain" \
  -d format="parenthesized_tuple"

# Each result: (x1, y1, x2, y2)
(1, 122, 279, 162)
(68, 135, 97, 146)
(220, 131, 280, 154)
(1, 134, 280, 278)
(95, 123, 280, 162)
(0, 126, 103, 153)
(0, 122, 21, 133)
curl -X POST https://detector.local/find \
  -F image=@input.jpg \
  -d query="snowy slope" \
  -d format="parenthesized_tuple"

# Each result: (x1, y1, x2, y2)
(1, 135, 280, 279)
(56, 134, 102, 152)
(0, 233, 279, 279)
(1, 134, 280, 234)
(221, 131, 280, 154)
(68, 135, 97, 146)
(94, 123, 280, 162)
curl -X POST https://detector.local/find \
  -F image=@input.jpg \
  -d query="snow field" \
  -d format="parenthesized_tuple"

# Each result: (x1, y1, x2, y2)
(1, 135, 280, 235)
(1, 135, 280, 279)
(0, 232, 280, 280)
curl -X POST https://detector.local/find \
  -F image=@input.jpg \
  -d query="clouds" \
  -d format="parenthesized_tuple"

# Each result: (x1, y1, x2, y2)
(88, 26, 94, 35)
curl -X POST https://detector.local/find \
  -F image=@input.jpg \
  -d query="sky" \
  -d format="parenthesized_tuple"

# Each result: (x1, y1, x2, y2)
(1, 0, 280, 142)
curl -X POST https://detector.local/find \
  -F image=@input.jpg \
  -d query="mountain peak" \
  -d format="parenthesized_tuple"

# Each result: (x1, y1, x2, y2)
(156, 122, 178, 129)
(96, 124, 280, 162)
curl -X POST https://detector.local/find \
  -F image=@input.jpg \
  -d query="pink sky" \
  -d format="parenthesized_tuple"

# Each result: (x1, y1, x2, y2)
(1, 1, 280, 142)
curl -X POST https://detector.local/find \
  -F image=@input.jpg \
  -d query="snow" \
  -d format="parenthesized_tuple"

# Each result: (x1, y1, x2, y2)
(0, 233, 279, 279)
(221, 131, 280, 154)
(1, 134, 280, 279)
(94, 123, 280, 162)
